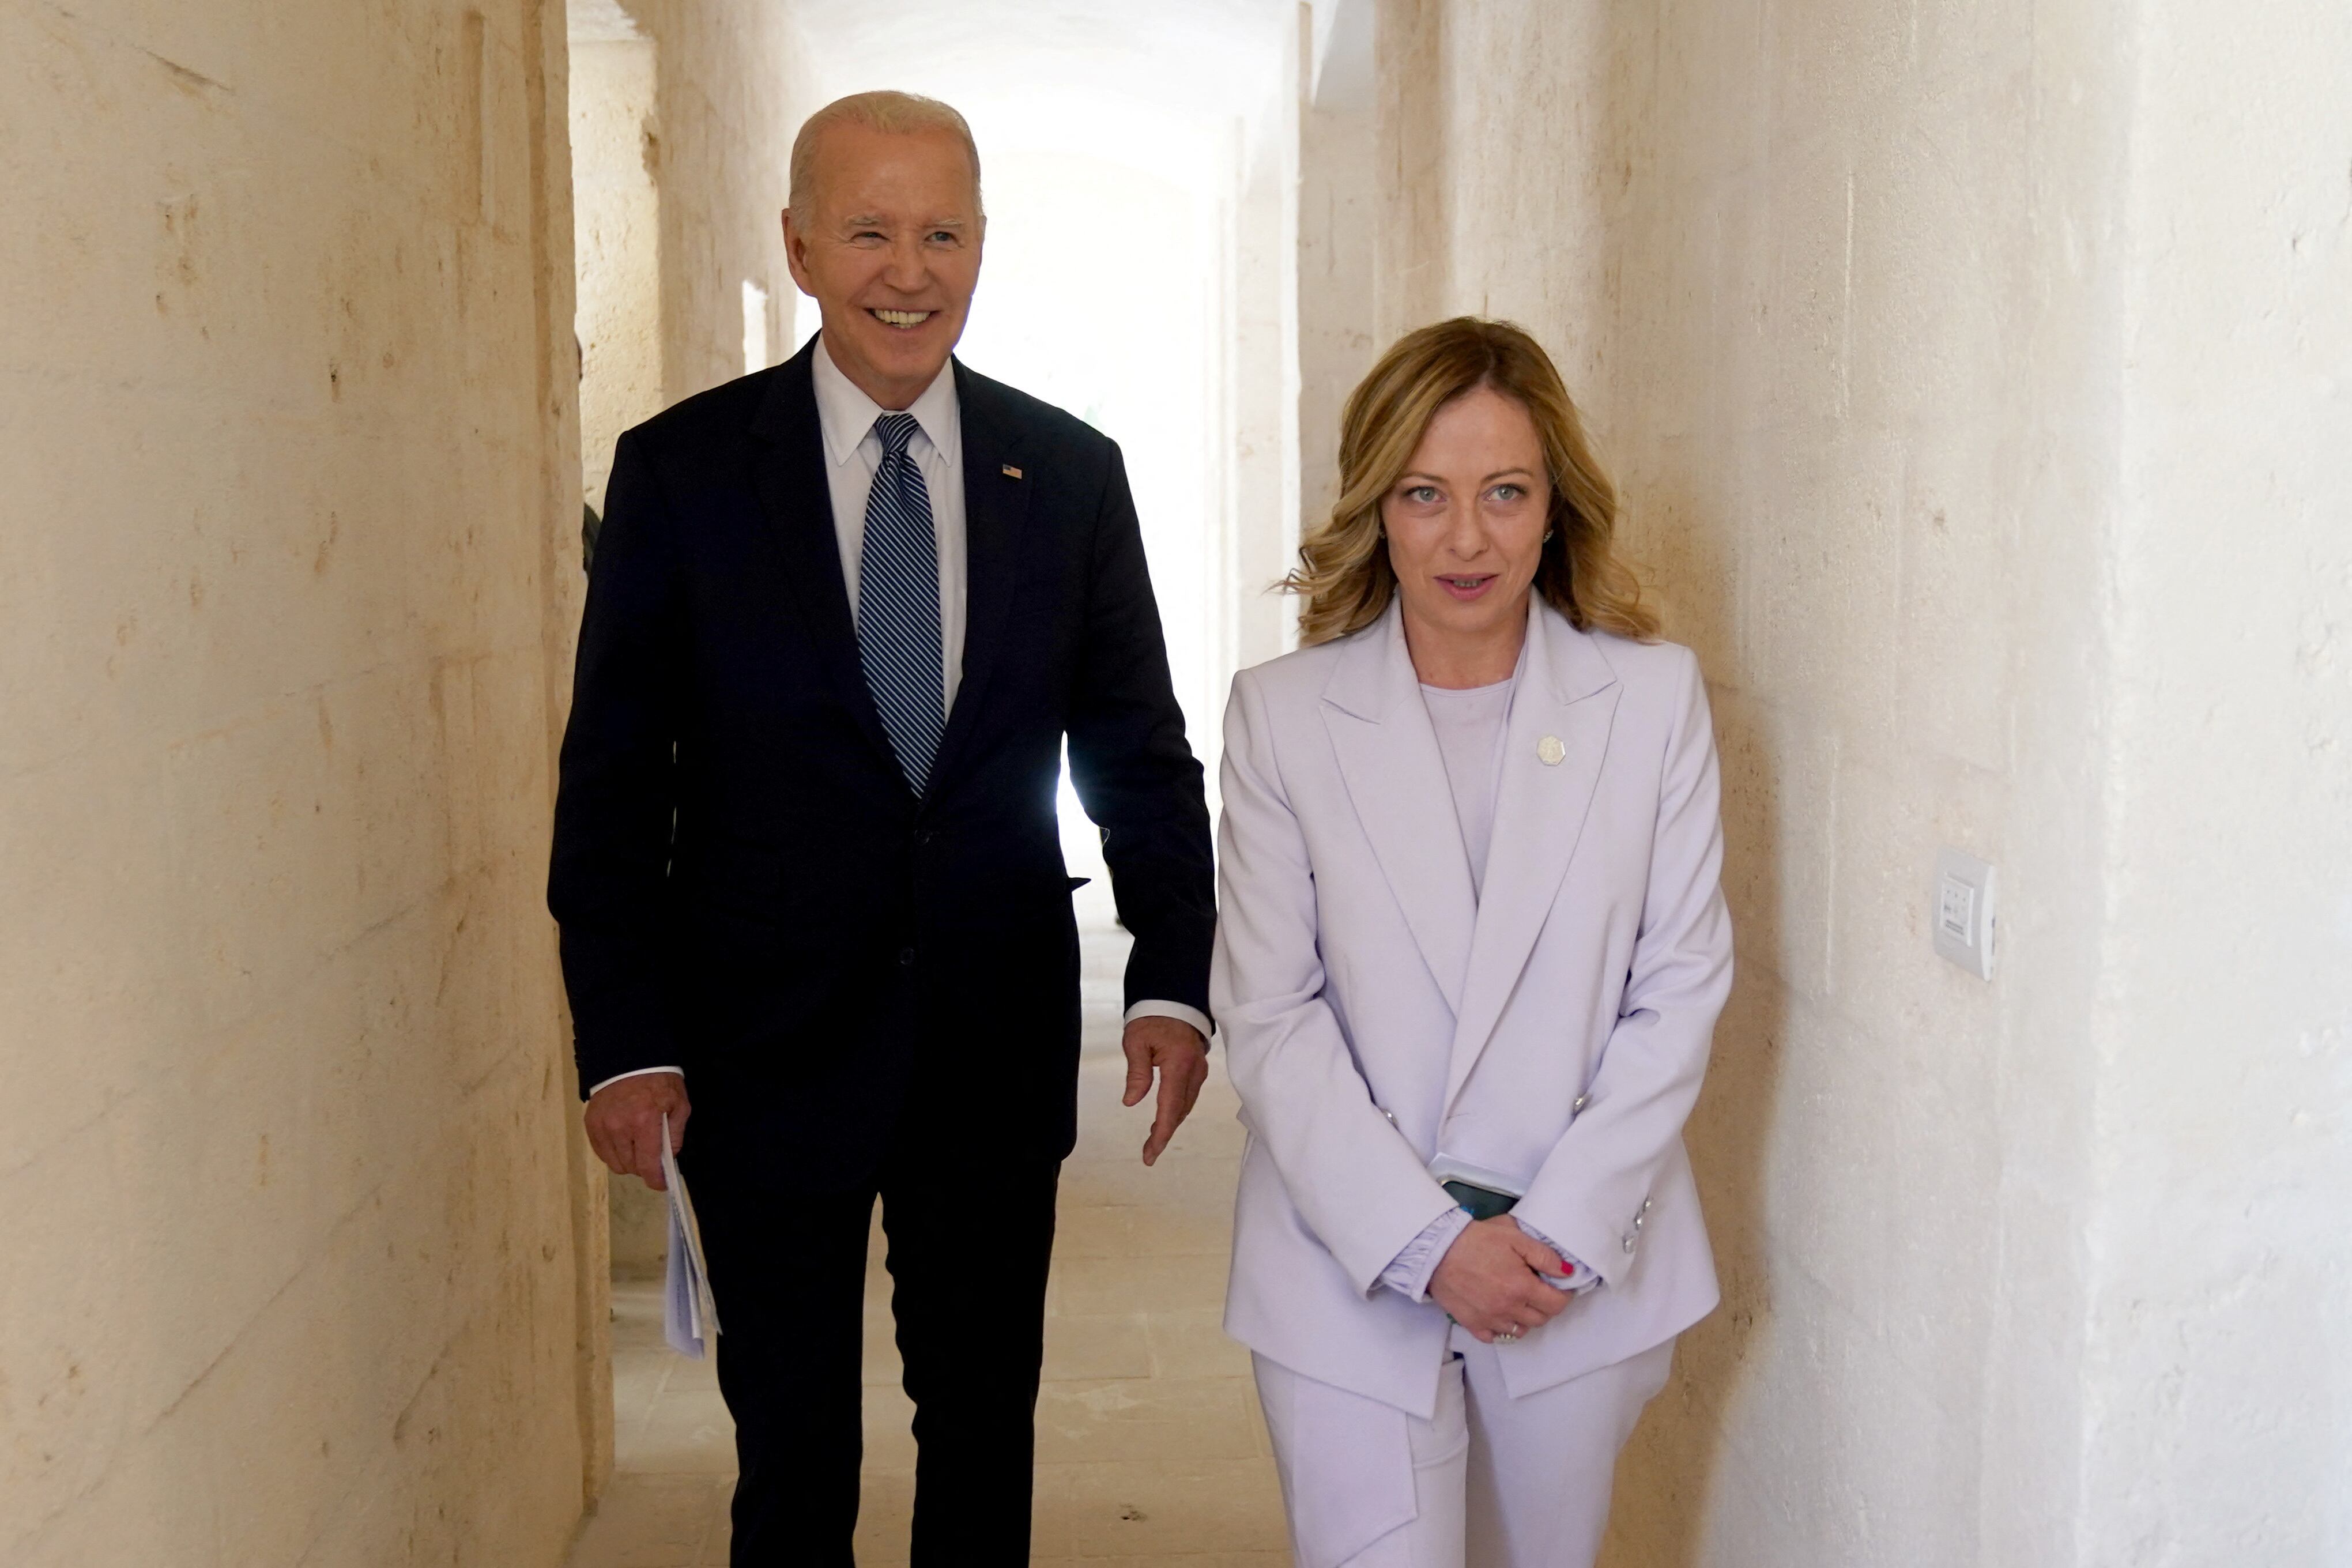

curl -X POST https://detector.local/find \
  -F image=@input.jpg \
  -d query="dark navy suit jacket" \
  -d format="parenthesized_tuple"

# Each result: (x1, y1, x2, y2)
(548, 340, 1215, 1185)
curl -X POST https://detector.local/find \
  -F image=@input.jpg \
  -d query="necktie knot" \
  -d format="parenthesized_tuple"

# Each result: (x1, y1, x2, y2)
(873, 412, 921, 458)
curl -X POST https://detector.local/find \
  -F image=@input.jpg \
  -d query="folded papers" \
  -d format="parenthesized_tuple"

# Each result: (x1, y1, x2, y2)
(659, 1114, 721, 1357)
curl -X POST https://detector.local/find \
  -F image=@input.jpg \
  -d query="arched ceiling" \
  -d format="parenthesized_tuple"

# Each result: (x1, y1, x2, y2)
(785, 0, 1295, 175)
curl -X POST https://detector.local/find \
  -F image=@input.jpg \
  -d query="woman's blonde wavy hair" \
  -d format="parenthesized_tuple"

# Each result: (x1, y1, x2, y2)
(1286, 317, 1656, 647)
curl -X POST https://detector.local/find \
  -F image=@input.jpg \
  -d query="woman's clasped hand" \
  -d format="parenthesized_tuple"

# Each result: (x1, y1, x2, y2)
(1428, 1216, 1575, 1344)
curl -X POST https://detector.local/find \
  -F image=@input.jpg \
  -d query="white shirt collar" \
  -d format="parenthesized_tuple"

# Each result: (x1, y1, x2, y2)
(811, 332, 960, 470)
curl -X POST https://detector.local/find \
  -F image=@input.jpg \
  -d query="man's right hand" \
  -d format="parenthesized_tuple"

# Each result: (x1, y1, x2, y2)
(583, 1072, 691, 1190)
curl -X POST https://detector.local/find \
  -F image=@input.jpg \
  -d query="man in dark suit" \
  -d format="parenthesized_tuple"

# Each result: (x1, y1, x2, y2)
(548, 91, 1216, 1566)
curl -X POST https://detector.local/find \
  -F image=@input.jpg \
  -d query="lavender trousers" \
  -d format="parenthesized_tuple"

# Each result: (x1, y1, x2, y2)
(1253, 1330, 1675, 1568)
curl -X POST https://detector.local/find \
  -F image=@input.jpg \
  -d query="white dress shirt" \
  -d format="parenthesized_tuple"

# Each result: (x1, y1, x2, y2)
(812, 331, 971, 713)
(590, 338, 1207, 1095)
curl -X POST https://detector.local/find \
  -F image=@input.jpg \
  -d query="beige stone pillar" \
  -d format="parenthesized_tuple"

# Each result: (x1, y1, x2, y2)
(1297, 0, 1379, 546)
(0, 0, 598, 1559)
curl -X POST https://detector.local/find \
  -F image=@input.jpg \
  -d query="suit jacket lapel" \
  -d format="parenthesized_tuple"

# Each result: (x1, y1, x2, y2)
(1321, 604, 1477, 1016)
(746, 345, 897, 768)
(1443, 605, 1620, 1110)
(930, 361, 1031, 785)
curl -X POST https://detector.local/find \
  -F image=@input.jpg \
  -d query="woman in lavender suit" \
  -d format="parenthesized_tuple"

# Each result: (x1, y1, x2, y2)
(1212, 318, 1733, 1568)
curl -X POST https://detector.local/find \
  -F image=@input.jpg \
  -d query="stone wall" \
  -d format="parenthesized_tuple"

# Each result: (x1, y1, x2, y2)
(1226, 23, 1305, 682)
(632, 0, 809, 409)
(571, 27, 664, 515)
(1296, 0, 1378, 554)
(2083, 7, 2352, 1556)
(572, 0, 806, 512)
(1366, 0, 2351, 1561)
(0, 1, 595, 1562)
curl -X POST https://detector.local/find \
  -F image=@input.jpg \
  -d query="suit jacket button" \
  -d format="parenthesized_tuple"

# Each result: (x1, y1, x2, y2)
(898, 947, 916, 967)
(1623, 1235, 1636, 1253)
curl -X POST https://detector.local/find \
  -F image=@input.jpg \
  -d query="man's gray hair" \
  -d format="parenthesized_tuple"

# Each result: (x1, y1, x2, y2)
(789, 91, 983, 217)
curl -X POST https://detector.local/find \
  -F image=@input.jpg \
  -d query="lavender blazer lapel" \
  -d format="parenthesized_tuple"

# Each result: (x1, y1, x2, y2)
(1443, 605, 1620, 1110)
(1319, 605, 1476, 1017)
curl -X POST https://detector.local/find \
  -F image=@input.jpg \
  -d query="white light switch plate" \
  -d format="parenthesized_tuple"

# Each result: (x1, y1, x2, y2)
(1933, 847, 1996, 979)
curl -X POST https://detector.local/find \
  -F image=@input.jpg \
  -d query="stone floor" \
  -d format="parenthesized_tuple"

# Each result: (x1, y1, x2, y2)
(562, 915, 1292, 1567)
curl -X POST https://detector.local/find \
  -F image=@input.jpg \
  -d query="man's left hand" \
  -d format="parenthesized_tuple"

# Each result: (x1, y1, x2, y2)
(1121, 1015, 1209, 1167)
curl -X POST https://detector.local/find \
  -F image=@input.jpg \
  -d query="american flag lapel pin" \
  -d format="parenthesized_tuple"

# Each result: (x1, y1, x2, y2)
(1001, 464, 1023, 480)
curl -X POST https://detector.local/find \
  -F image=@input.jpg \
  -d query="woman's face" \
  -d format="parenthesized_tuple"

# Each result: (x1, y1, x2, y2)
(1381, 385, 1551, 658)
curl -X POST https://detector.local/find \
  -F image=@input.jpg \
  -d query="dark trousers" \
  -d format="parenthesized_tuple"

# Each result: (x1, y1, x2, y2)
(691, 1115, 1062, 1567)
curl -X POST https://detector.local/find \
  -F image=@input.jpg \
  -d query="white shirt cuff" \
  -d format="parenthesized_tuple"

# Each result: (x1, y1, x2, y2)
(1380, 1205, 1476, 1302)
(1513, 1215, 1601, 1294)
(1122, 1000, 1213, 1041)
(587, 1065, 685, 1096)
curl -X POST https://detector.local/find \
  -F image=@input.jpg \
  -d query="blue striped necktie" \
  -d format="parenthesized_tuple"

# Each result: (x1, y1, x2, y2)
(855, 412, 945, 793)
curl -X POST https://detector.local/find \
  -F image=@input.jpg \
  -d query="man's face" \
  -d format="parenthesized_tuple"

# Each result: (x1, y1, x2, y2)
(783, 123, 983, 410)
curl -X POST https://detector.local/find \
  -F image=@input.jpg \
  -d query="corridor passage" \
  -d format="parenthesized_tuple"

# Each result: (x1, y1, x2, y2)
(562, 916, 1289, 1568)
(16, 2, 2345, 1561)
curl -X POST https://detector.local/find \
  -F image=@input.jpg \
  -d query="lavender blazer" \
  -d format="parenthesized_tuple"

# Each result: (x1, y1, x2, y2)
(1213, 599, 1732, 1419)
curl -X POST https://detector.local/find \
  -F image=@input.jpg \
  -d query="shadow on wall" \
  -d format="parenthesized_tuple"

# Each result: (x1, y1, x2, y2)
(1600, 468, 1788, 1566)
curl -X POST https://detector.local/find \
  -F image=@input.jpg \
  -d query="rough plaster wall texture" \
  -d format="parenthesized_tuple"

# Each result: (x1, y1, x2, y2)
(629, 0, 808, 409)
(2084, 6, 2352, 1561)
(1372, 2, 2158, 1563)
(1371, 0, 1450, 344)
(1227, 40, 1305, 678)
(1295, 93, 1377, 538)
(572, 37, 664, 514)
(1, 2, 588, 1561)
(529, 5, 612, 1505)
(1633, 3, 2132, 1561)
